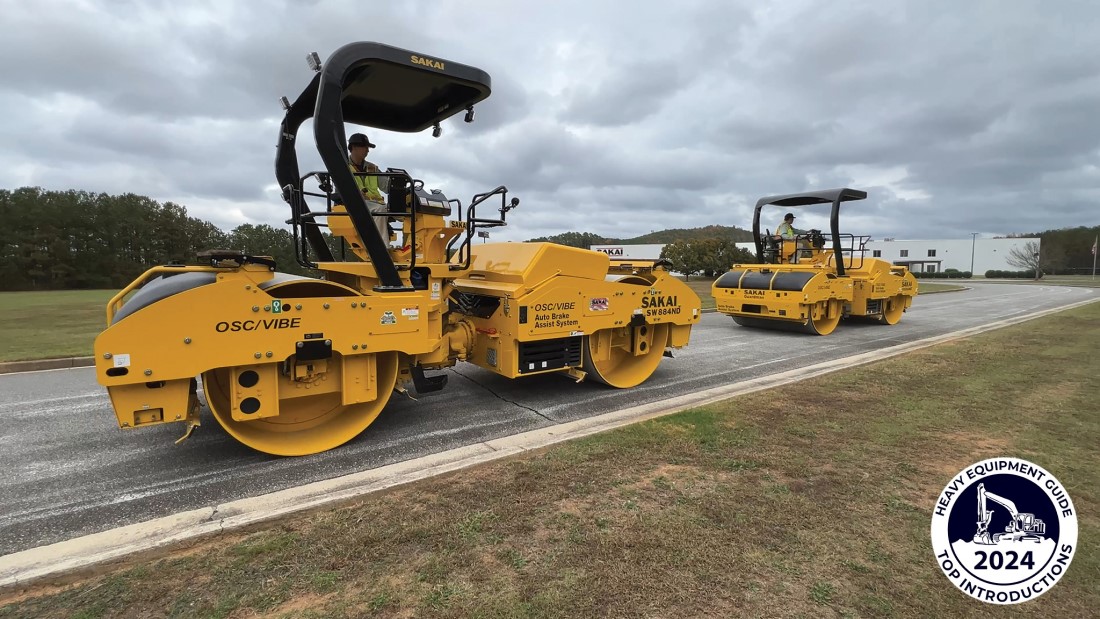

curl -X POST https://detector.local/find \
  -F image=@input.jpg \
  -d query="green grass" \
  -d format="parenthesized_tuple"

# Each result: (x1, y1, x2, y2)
(981, 274, 1100, 288)
(0, 290, 115, 362)
(682, 278, 717, 310)
(3, 301, 1097, 618)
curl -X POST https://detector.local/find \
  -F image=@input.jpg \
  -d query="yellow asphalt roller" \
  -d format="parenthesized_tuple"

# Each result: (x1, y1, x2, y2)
(711, 188, 917, 335)
(93, 42, 701, 456)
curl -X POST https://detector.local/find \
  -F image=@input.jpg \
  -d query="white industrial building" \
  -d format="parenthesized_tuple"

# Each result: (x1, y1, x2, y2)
(860, 238, 1040, 274)
(591, 238, 1040, 275)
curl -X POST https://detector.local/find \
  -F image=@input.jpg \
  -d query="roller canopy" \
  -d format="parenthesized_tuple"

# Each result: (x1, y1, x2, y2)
(314, 42, 491, 132)
(275, 42, 493, 289)
(751, 187, 867, 276)
(755, 188, 867, 209)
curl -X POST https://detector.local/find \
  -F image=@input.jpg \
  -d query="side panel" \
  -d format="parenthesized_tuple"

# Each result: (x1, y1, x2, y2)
(94, 269, 441, 429)
(451, 270, 700, 378)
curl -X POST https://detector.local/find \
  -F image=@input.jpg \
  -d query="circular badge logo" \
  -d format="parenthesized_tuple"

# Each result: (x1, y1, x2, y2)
(930, 457, 1077, 604)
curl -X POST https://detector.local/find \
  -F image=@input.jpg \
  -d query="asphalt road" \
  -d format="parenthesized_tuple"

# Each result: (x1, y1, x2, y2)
(1, 283, 1094, 557)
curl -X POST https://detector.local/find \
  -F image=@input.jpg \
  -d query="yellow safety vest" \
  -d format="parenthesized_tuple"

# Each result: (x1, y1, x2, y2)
(350, 160, 384, 203)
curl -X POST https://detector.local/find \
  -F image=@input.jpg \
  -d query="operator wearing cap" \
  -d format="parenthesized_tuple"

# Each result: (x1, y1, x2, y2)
(775, 212, 807, 263)
(775, 212, 804, 240)
(347, 133, 391, 241)
(348, 133, 385, 202)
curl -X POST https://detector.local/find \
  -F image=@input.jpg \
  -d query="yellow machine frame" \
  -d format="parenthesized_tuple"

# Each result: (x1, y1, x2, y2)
(93, 42, 701, 456)
(711, 188, 917, 335)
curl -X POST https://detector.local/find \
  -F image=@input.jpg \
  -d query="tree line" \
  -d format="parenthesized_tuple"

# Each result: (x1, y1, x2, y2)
(525, 224, 753, 249)
(1012, 227, 1100, 274)
(0, 187, 313, 291)
(2, 186, 1096, 291)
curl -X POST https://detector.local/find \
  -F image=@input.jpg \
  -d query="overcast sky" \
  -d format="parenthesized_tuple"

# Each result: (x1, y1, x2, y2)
(2, 0, 1098, 242)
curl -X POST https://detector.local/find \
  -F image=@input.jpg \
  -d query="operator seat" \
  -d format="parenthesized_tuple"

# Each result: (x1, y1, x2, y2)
(762, 229, 781, 264)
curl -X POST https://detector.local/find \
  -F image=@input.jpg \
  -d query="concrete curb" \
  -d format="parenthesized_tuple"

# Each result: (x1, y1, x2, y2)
(0, 357, 94, 375)
(1, 294, 1097, 589)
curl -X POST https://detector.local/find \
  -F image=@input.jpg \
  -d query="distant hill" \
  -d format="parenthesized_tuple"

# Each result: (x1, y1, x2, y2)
(527, 225, 753, 248)
(621, 225, 753, 244)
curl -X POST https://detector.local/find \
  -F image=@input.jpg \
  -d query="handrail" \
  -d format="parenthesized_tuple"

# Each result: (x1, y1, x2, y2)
(449, 186, 516, 271)
(105, 265, 217, 326)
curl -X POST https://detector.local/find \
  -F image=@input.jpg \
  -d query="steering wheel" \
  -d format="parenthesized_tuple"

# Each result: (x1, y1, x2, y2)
(796, 229, 825, 248)
(808, 229, 826, 249)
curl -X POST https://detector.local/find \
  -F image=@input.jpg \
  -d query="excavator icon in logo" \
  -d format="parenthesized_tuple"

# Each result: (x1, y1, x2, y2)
(973, 483, 1046, 545)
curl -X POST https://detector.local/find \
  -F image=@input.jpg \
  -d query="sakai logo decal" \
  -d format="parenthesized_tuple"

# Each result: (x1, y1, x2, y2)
(640, 295, 677, 309)
(410, 55, 445, 70)
(930, 457, 1077, 605)
(589, 297, 609, 311)
(641, 294, 681, 317)
(596, 247, 623, 256)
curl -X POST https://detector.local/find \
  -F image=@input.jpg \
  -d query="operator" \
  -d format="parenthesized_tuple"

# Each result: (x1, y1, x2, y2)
(774, 212, 808, 263)
(347, 133, 391, 241)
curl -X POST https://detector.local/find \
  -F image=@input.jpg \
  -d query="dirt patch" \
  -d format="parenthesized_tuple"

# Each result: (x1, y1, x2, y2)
(267, 592, 333, 617)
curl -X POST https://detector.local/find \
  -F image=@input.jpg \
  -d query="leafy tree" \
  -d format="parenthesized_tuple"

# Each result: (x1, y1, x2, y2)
(660, 238, 756, 280)
(660, 240, 700, 279)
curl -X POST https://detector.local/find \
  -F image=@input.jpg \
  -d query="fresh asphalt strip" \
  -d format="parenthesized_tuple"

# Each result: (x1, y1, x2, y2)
(2, 293, 1094, 589)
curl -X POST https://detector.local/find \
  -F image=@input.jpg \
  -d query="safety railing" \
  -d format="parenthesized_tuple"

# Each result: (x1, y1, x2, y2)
(446, 186, 518, 271)
(287, 170, 517, 274)
(823, 234, 872, 270)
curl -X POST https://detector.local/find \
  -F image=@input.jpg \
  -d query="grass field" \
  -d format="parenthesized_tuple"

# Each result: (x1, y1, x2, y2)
(2, 301, 1096, 618)
(983, 275, 1100, 288)
(0, 290, 116, 362)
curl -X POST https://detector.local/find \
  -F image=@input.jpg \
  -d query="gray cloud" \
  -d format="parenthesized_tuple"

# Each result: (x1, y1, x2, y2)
(0, 0, 1097, 245)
